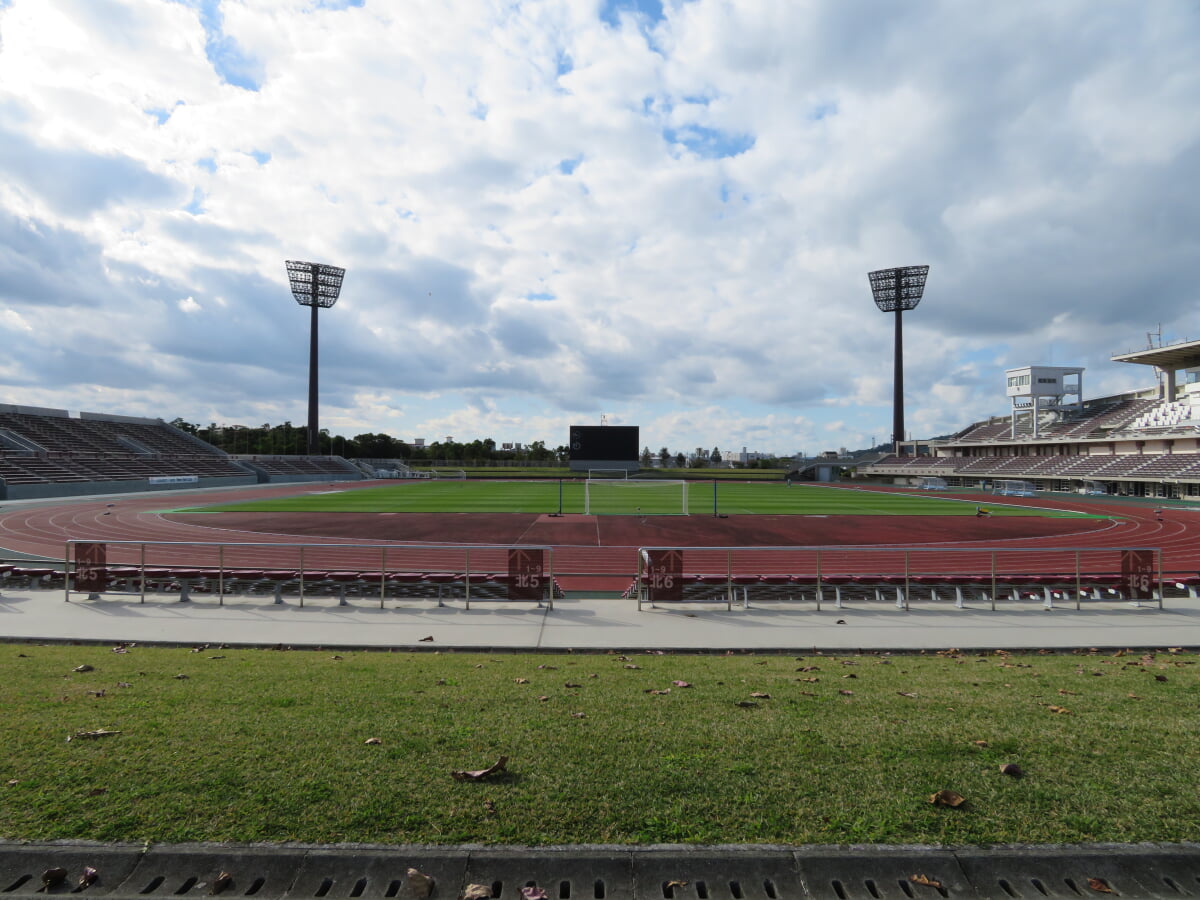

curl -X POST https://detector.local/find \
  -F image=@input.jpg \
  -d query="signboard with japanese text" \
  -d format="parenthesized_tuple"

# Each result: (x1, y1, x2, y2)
(508, 548, 545, 602)
(644, 549, 683, 604)
(1120, 549, 1155, 601)
(74, 542, 107, 593)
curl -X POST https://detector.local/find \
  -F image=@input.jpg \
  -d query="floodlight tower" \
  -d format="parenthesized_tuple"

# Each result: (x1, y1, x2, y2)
(868, 265, 929, 454)
(286, 260, 345, 455)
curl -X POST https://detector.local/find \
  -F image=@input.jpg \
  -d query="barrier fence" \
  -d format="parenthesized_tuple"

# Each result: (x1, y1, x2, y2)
(635, 545, 1166, 611)
(64, 541, 556, 609)
(51, 540, 1174, 614)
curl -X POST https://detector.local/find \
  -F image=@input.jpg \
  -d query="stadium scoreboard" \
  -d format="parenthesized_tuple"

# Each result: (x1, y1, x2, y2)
(568, 425, 639, 469)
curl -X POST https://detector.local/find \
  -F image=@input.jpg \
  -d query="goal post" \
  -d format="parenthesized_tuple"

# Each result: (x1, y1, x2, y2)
(585, 479, 688, 515)
(918, 476, 948, 491)
(993, 479, 1035, 497)
(432, 468, 467, 480)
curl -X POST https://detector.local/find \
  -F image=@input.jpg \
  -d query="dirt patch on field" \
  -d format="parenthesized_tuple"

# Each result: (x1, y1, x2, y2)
(166, 510, 1109, 547)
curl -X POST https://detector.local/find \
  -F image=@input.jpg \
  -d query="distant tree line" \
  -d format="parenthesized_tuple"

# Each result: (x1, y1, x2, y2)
(168, 419, 565, 465)
(168, 420, 786, 468)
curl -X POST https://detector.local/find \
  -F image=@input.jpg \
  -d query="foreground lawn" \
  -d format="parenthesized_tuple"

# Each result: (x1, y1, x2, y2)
(2, 644, 1196, 846)
(177, 481, 1093, 518)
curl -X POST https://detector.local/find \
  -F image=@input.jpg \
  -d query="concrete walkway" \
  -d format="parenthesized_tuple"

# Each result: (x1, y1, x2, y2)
(2, 588, 1198, 651)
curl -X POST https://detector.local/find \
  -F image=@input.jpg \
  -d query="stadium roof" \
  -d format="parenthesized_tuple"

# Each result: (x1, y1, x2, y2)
(1112, 338, 1200, 370)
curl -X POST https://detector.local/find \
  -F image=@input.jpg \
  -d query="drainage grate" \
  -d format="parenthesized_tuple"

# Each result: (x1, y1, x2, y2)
(4, 843, 1200, 900)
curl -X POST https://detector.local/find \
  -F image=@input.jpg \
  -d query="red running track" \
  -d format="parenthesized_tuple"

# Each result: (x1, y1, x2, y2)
(0, 481, 1197, 578)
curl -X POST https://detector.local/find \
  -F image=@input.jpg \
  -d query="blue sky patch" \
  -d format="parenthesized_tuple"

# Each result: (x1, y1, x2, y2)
(558, 157, 581, 175)
(525, 291, 555, 301)
(197, 157, 216, 173)
(600, 0, 664, 28)
(250, 150, 271, 165)
(184, 188, 205, 215)
(171, 0, 264, 90)
(663, 125, 755, 159)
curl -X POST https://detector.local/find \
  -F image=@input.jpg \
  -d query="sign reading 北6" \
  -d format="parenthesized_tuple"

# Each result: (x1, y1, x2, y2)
(1120, 549, 1155, 601)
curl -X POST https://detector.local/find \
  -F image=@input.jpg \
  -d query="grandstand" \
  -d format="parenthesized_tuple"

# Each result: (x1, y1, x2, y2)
(0, 404, 360, 500)
(859, 338, 1200, 499)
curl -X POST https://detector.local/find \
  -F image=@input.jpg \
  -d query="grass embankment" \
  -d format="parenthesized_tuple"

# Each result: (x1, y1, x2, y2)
(3, 644, 1196, 845)
(178, 481, 1094, 518)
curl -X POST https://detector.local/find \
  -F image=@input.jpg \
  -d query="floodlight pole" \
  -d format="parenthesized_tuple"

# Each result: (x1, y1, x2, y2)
(869, 265, 929, 455)
(892, 271, 904, 453)
(308, 277, 320, 455)
(286, 259, 346, 456)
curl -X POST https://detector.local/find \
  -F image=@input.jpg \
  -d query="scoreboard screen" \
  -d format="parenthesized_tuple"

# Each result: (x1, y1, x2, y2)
(569, 426, 639, 461)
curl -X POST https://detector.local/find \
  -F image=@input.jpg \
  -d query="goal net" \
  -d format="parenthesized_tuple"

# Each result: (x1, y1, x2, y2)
(432, 468, 467, 480)
(993, 479, 1035, 497)
(585, 479, 688, 515)
(918, 476, 948, 491)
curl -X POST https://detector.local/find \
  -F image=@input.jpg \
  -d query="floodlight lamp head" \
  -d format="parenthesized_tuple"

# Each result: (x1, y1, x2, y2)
(869, 265, 929, 313)
(286, 259, 345, 308)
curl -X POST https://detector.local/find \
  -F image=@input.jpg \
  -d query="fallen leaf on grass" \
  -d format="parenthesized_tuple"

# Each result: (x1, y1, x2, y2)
(67, 729, 121, 742)
(800, 677, 820, 683)
(330, 655, 343, 661)
(515, 678, 530, 684)
(564, 682, 582, 688)
(538, 696, 550, 702)
(929, 790, 965, 808)
(537, 665, 558, 670)
(1128, 694, 1142, 700)
(910, 875, 943, 889)
(1047, 705, 1071, 714)
(1057, 689, 1079, 696)
(211, 871, 233, 895)
(750, 692, 771, 699)
(5, 780, 17, 787)
(735, 701, 758, 708)
(72, 665, 94, 673)
(623, 664, 641, 670)
(1087, 877, 1113, 893)
(798, 666, 820, 672)
(87, 690, 106, 698)
(570, 712, 586, 719)
(461, 885, 492, 900)
(79, 867, 98, 888)
(1155, 674, 1168, 682)
(116, 682, 132, 688)
(174, 674, 189, 680)
(646, 689, 671, 695)
(451, 756, 508, 782)
(842, 674, 857, 679)
(42, 868, 68, 888)
(364, 738, 382, 745)
(86, 788, 107, 796)
(407, 869, 435, 899)
(999, 763, 1023, 777)
(898, 692, 918, 698)
(483, 800, 496, 814)
(672, 681, 692, 688)
(839, 690, 855, 696)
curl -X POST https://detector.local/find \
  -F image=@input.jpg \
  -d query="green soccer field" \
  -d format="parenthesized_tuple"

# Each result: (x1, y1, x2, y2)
(177, 480, 1096, 518)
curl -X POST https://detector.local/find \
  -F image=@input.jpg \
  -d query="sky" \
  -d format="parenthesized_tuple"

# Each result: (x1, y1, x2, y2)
(1, 0, 1198, 458)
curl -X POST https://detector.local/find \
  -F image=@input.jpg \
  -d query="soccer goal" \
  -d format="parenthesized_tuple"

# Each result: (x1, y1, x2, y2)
(585, 479, 688, 515)
(993, 479, 1036, 497)
(587, 468, 629, 480)
(918, 476, 948, 491)
(432, 468, 467, 480)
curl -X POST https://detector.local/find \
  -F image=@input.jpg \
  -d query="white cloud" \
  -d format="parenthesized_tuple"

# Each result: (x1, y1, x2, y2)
(0, 0, 1197, 455)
